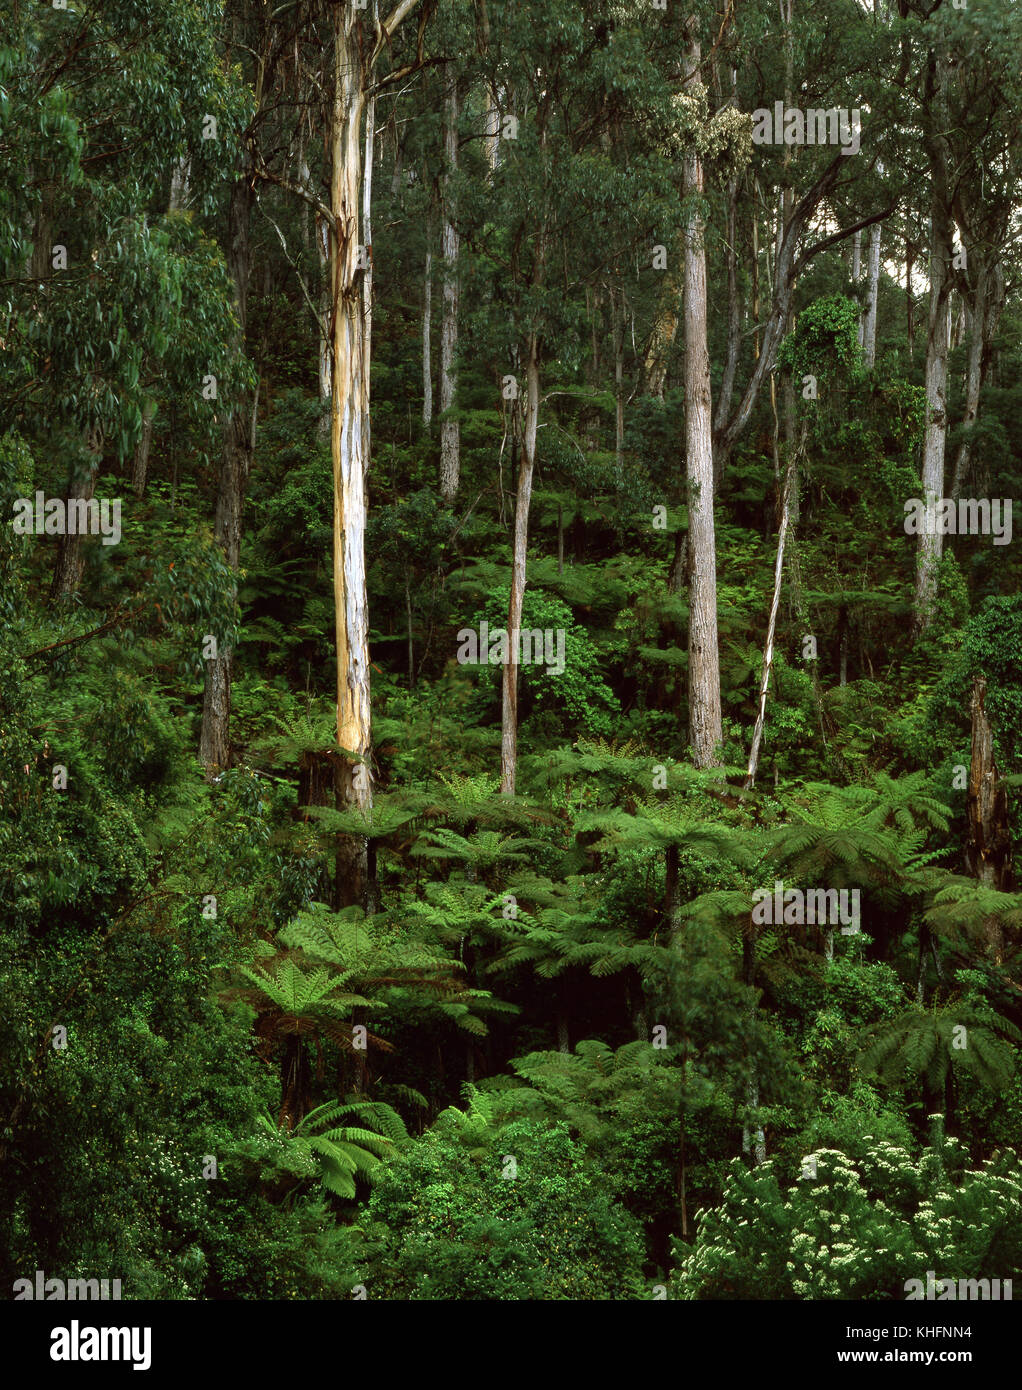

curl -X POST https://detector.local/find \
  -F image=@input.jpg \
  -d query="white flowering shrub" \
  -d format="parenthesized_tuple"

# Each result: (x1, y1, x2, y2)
(673, 1139, 1022, 1299)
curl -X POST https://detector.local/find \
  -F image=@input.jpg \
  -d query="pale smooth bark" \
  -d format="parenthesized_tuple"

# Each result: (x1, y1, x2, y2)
(913, 211, 954, 632)
(682, 29, 722, 769)
(168, 156, 191, 212)
(329, 5, 373, 872)
(744, 449, 797, 790)
(131, 400, 155, 498)
(317, 209, 332, 438)
(913, 42, 953, 634)
(499, 336, 540, 796)
(861, 223, 881, 368)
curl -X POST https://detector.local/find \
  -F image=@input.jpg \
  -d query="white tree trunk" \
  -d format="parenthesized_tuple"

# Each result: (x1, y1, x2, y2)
(913, 212, 953, 633)
(330, 6, 373, 845)
(862, 222, 881, 368)
(500, 337, 540, 796)
(744, 449, 797, 790)
(683, 29, 722, 769)
(914, 42, 953, 634)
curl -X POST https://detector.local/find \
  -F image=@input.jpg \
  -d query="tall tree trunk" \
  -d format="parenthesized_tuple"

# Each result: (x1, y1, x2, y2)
(422, 246, 432, 428)
(329, 6, 373, 904)
(500, 334, 541, 796)
(131, 400, 155, 498)
(683, 24, 721, 769)
(966, 677, 1012, 890)
(913, 44, 953, 635)
(317, 207, 333, 440)
(613, 283, 625, 472)
(200, 177, 254, 777)
(712, 174, 742, 437)
(438, 73, 460, 503)
(49, 431, 101, 602)
(905, 237, 915, 360)
(861, 222, 881, 368)
(966, 676, 1012, 962)
(643, 245, 681, 400)
(912, 208, 953, 633)
(951, 260, 1003, 499)
(168, 155, 191, 212)
(744, 441, 798, 790)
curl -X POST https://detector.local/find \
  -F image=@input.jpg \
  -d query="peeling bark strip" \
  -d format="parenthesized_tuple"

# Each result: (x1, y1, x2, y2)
(326, 0, 424, 895)
(966, 677, 1012, 894)
(330, 5, 373, 819)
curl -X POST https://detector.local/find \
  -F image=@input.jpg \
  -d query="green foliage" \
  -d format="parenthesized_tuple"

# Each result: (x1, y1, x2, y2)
(361, 1117, 647, 1299)
(675, 1140, 1022, 1299)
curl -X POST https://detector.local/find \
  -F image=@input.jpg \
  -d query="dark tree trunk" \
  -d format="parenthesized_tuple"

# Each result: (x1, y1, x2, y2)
(200, 178, 254, 778)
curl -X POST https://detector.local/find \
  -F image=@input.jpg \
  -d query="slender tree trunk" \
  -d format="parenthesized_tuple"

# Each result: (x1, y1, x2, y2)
(317, 207, 332, 440)
(713, 174, 742, 437)
(643, 245, 681, 400)
(500, 334, 541, 796)
(951, 260, 1003, 499)
(613, 284, 625, 471)
(966, 677, 1012, 890)
(168, 155, 191, 212)
(862, 222, 881, 368)
(438, 74, 460, 503)
(683, 26, 721, 769)
(49, 433, 101, 601)
(906, 238, 915, 360)
(913, 42, 953, 634)
(199, 179, 253, 777)
(422, 246, 432, 428)
(744, 445, 798, 790)
(912, 207, 953, 633)
(131, 400, 155, 498)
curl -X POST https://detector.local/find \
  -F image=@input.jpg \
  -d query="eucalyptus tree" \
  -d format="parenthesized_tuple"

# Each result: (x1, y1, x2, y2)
(897, 0, 1022, 631)
(461, 0, 681, 794)
(0, 0, 248, 601)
